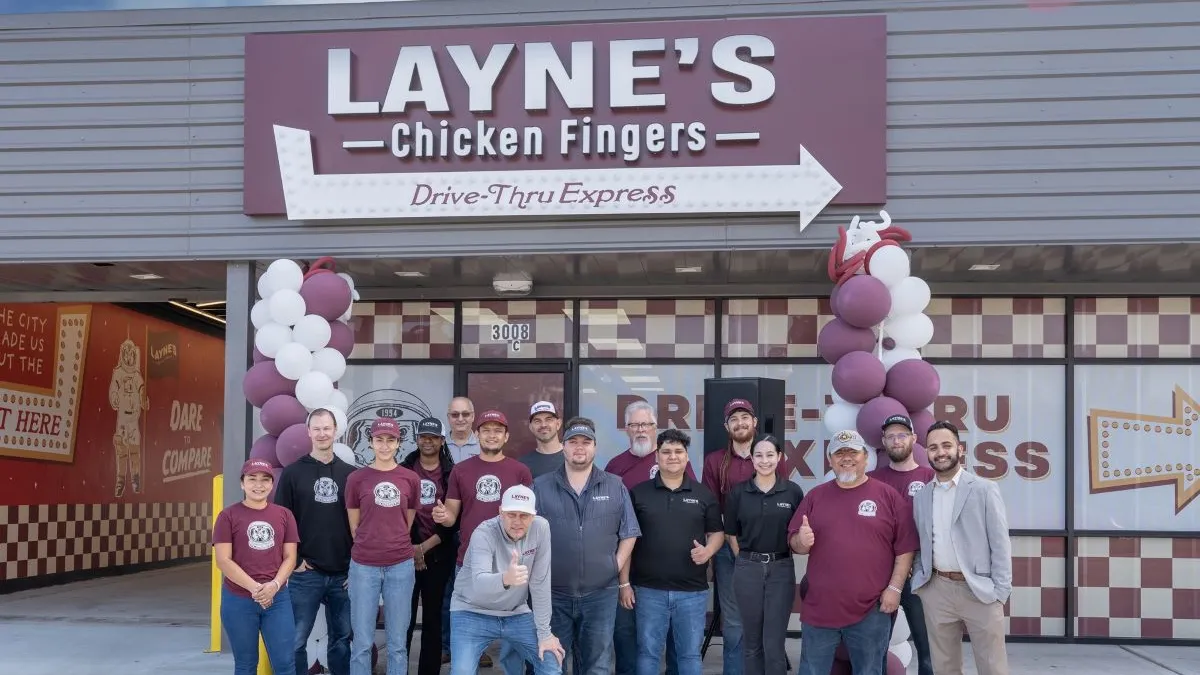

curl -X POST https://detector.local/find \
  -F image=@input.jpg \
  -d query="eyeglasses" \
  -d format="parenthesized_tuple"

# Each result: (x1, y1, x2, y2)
(627, 423, 655, 430)
(449, 411, 472, 418)
(884, 433, 912, 442)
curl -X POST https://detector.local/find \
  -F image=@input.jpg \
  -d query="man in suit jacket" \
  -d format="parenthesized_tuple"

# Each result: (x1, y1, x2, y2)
(910, 421, 1012, 675)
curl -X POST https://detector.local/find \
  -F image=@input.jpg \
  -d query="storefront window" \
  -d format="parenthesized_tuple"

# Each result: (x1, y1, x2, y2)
(578, 364, 713, 469)
(1074, 536, 1200, 639)
(1073, 296, 1200, 358)
(337, 364, 454, 467)
(460, 300, 572, 359)
(347, 301, 454, 360)
(924, 297, 1066, 359)
(722, 298, 831, 358)
(580, 299, 714, 359)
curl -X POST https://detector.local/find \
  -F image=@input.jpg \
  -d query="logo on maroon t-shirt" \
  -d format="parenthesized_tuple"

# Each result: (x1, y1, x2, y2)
(907, 481, 925, 498)
(419, 479, 436, 506)
(247, 521, 275, 551)
(476, 475, 502, 502)
(857, 500, 878, 518)
(374, 482, 402, 508)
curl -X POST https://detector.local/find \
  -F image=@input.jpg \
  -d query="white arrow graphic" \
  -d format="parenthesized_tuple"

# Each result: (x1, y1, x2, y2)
(271, 125, 842, 228)
(1087, 385, 1200, 513)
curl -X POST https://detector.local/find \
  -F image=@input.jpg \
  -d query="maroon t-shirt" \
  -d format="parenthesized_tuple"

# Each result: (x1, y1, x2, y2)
(346, 465, 421, 566)
(605, 449, 697, 491)
(212, 502, 299, 598)
(787, 477, 919, 629)
(413, 463, 444, 541)
(868, 465, 935, 507)
(702, 448, 789, 510)
(446, 455, 533, 564)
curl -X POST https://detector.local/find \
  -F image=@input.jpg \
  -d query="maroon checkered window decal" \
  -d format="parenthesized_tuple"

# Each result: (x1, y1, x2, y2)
(1074, 536, 1200, 639)
(349, 301, 455, 360)
(581, 300, 714, 359)
(723, 298, 833, 358)
(924, 297, 1067, 359)
(461, 300, 572, 359)
(1074, 297, 1200, 358)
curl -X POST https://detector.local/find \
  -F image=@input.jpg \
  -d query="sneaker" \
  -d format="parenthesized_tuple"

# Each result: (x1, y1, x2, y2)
(479, 654, 492, 668)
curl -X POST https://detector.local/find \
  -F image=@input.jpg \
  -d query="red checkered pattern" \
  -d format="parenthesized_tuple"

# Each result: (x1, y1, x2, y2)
(349, 301, 455, 360)
(1073, 297, 1200, 358)
(461, 300, 572, 359)
(1075, 536, 1200, 639)
(581, 299, 714, 359)
(923, 298, 1066, 359)
(0, 502, 211, 582)
(723, 298, 834, 358)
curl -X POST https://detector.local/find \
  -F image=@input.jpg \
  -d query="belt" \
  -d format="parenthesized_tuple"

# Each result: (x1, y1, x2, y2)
(934, 568, 966, 582)
(738, 550, 790, 563)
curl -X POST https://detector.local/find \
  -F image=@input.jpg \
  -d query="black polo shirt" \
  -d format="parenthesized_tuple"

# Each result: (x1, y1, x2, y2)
(629, 474, 723, 592)
(723, 477, 805, 555)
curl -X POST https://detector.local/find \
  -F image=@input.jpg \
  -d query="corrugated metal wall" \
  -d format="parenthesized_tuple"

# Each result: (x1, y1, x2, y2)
(0, 0, 1197, 261)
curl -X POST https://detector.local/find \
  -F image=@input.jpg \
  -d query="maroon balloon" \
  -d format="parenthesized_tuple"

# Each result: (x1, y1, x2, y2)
(884, 359, 941, 412)
(249, 434, 281, 467)
(242, 360, 296, 408)
(882, 337, 896, 350)
(912, 442, 931, 469)
(829, 284, 842, 317)
(886, 651, 905, 675)
(276, 422, 312, 466)
(856, 395, 908, 449)
(260, 394, 309, 437)
(817, 318, 877, 366)
(833, 275, 892, 329)
(832, 351, 887, 404)
(328, 319, 355, 358)
(911, 408, 935, 446)
(252, 347, 269, 363)
(300, 273, 353, 321)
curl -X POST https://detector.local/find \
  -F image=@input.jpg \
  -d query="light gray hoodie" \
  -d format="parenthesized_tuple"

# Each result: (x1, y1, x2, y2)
(450, 514, 553, 641)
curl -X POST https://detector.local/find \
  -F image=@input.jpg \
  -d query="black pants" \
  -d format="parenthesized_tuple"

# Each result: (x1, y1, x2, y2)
(732, 555, 796, 675)
(884, 576, 933, 675)
(407, 548, 455, 675)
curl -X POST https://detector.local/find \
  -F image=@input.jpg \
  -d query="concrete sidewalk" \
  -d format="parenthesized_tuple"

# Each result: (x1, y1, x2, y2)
(1, 562, 1197, 674)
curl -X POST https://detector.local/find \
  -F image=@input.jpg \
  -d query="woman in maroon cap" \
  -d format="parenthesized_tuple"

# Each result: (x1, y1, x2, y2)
(212, 458, 300, 675)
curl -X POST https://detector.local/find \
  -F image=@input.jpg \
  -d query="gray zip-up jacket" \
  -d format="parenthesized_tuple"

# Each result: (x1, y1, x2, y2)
(450, 515, 553, 641)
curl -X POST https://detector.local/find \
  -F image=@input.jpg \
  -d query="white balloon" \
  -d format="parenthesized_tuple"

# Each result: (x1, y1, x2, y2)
(866, 448, 879, 472)
(891, 606, 912, 645)
(256, 270, 278, 300)
(311, 347, 347, 381)
(268, 259, 305, 293)
(332, 442, 357, 467)
(868, 246, 911, 288)
(305, 606, 328, 669)
(327, 388, 350, 413)
(888, 276, 932, 317)
(823, 401, 861, 436)
(295, 371, 334, 410)
(268, 289, 307, 327)
(886, 313, 935, 350)
(881, 346, 922, 372)
(293, 314, 333, 352)
(253, 323, 292, 359)
(336, 272, 356, 290)
(889, 639, 913, 667)
(250, 299, 272, 330)
(326, 406, 349, 441)
(338, 305, 353, 323)
(274, 342, 314, 381)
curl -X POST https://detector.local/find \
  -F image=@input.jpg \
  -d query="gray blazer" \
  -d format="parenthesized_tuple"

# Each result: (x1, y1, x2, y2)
(910, 469, 1013, 605)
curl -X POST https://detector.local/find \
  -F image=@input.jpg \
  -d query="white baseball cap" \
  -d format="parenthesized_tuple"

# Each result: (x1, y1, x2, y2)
(529, 401, 558, 420)
(500, 485, 537, 515)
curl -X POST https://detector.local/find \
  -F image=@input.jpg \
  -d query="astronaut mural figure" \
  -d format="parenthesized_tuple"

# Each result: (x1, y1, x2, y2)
(109, 334, 149, 497)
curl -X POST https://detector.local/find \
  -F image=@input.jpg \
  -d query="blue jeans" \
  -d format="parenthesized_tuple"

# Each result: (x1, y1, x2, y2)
(616, 605, 679, 675)
(349, 559, 416, 675)
(797, 607, 892, 675)
(633, 587, 708, 675)
(450, 610, 561, 675)
(220, 584, 298, 675)
(289, 567, 351, 675)
(713, 543, 744, 675)
(442, 537, 460, 655)
(550, 587, 619, 675)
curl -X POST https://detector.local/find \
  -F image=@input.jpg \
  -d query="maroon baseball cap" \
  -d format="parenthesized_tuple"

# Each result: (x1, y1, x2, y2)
(724, 398, 756, 419)
(370, 417, 401, 438)
(475, 409, 509, 430)
(241, 459, 274, 478)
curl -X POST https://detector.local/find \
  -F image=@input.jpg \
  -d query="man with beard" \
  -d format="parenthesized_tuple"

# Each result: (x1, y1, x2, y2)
(604, 400, 693, 675)
(534, 421, 641, 675)
(433, 409, 533, 671)
(700, 399, 787, 675)
(402, 417, 458, 675)
(788, 429, 918, 675)
(911, 422, 1011, 675)
(520, 401, 565, 478)
(275, 408, 356, 675)
(867, 415, 935, 675)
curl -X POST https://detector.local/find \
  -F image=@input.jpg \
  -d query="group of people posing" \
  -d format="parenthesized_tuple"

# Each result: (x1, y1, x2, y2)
(213, 395, 1013, 675)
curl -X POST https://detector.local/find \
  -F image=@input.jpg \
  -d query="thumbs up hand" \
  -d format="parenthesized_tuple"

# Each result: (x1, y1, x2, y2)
(503, 549, 529, 587)
(797, 515, 815, 550)
(431, 499, 448, 524)
(690, 538, 714, 565)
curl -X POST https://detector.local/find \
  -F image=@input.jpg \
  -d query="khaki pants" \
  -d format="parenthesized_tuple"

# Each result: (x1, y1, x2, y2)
(916, 575, 1009, 675)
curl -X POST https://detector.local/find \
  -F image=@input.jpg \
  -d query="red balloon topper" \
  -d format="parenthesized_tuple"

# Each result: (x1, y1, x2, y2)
(827, 211, 912, 286)
(303, 256, 338, 280)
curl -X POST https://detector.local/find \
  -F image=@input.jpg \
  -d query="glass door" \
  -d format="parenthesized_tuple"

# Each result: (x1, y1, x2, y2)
(459, 363, 572, 459)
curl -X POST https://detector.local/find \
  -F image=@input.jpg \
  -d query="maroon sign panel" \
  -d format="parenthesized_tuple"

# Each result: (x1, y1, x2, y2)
(242, 15, 887, 216)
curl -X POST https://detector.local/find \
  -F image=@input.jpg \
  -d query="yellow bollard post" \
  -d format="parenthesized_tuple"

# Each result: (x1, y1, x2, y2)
(258, 637, 272, 675)
(208, 473, 224, 653)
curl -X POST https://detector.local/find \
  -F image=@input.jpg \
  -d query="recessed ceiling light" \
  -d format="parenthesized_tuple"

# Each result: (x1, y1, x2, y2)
(675, 266, 703, 273)
(130, 273, 162, 280)
(395, 271, 426, 278)
(969, 264, 1001, 271)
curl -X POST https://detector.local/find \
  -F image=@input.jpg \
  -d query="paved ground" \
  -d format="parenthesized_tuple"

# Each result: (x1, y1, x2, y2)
(1, 562, 1198, 674)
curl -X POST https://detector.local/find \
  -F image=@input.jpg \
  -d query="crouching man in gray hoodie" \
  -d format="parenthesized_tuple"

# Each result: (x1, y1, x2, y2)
(449, 484, 565, 675)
